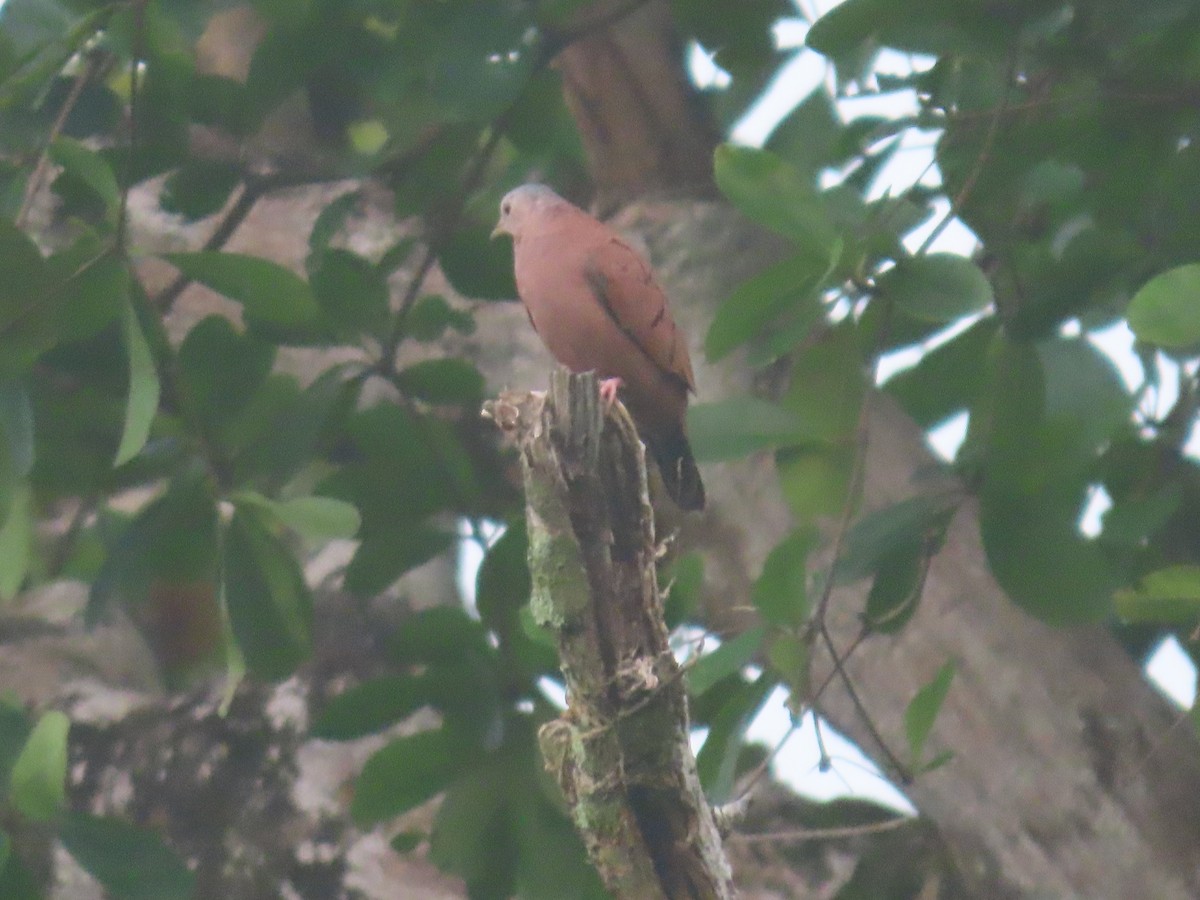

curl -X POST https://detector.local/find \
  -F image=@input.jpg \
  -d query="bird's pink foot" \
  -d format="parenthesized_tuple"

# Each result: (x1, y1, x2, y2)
(599, 377, 624, 409)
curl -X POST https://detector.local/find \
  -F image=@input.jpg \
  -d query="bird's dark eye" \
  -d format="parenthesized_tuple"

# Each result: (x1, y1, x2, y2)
(502, 201, 512, 215)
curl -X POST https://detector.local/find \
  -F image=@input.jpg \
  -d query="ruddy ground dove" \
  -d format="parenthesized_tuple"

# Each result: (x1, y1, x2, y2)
(492, 184, 705, 511)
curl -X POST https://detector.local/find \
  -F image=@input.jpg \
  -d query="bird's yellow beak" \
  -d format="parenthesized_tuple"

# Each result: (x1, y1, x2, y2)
(490, 223, 506, 240)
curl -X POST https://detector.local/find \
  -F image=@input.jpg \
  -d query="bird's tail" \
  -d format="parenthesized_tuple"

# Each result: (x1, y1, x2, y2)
(648, 428, 705, 512)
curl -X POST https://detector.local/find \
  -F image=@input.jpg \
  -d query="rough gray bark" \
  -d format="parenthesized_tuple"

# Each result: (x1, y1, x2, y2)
(487, 371, 734, 899)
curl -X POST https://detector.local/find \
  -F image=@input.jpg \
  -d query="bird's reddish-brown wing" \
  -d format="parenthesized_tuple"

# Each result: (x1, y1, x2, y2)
(582, 236, 696, 393)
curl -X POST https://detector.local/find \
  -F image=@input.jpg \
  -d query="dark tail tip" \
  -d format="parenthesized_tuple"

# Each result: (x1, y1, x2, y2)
(650, 430, 705, 512)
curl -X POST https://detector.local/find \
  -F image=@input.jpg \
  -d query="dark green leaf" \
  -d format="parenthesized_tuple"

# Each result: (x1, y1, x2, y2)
(905, 661, 954, 768)
(9, 710, 68, 821)
(1114, 566, 1200, 624)
(696, 673, 772, 803)
(979, 488, 1115, 624)
(308, 190, 361, 255)
(344, 525, 455, 597)
(48, 249, 127, 346)
(475, 522, 530, 634)
(664, 552, 704, 627)
(178, 315, 275, 431)
(60, 813, 193, 900)
(753, 527, 818, 627)
(160, 160, 241, 220)
(89, 474, 219, 624)
(687, 397, 814, 462)
(877, 253, 993, 323)
(404, 295, 475, 342)
(395, 358, 485, 405)
(776, 444, 855, 520)
(310, 247, 390, 338)
(164, 251, 319, 326)
(865, 539, 928, 634)
(782, 322, 865, 443)
(0, 219, 54, 376)
(706, 251, 830, 361)
(234, 492, 361, 541)
(0, 484, 32, 600)
(439, 225, 518, 300)
(49, 137, 119, 219)
(884, 316, 998, 428)
(430, 760, 510, 890)
(713, 144, 842, 261)
(353, 728, 463, 825)
(114, 300, 160, 466)
(840, 492, 958, 582)
(687, 626, 766, 698)
(313, 674, 431, 740)
(423, 4, 539, 123)
(1127, 263, 1200, 348)
(223, 507, 313, 679)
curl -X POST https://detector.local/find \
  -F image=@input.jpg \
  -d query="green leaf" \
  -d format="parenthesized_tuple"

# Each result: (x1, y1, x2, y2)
(49, 248, 128, 345)
(706, 251, 830, 361)
(233, 492, 361, 541)
(687, 626, 766, 698)
(877, 253, 993, 323)
(1114, 566, 1200, 624)
(48, 137, 120, 220)
(164, 252, 319, 326)
(782, 322, 865, 442)
(0, 483, 32, 600)
(60, 812, 194, 900)
(0, 219, 54, 377)
(394, 358, 485, 405)
(696, 673, 772, 803)
(160, 160, 241, 220)
(713, 144, 842, 262)
(309, 248, 390, 338)
(1127, 263, 1200, 348)
(905, 661, 954, 768)
(864, 539, 928, 634)
(840, 492, 958, 582)
(979, 489, 1116, 624)
(687, 397, 813, 462)
(404, 295, 475, 342)
(9, 710, 69, 822)
(776, 444, 854, 520)
(423, 4, 539, 123)
(312, 674, 431, 740)
(0, 384, 34, 481)
(344, 525, 455, 597)
(664, 553, 704, 627)
(475, 522, 530, 634)
(178, 315, 275, 430)
(439, 225, 518, 300)
(223, 507, 313, 679)
(753, 527, 818, 627)
(353, 728, 463, 826)
(114, 300, 160, 466)
(430, 760, 510, 889)
(88, 474, 219, 626)
(884, 316, 997, 428)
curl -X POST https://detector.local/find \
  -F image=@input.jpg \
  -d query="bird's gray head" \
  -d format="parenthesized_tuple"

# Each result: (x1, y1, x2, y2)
(491, 184, 567, 240)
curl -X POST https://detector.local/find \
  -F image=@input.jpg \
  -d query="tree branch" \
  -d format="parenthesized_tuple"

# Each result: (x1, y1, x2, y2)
(486, 369, 734, 899)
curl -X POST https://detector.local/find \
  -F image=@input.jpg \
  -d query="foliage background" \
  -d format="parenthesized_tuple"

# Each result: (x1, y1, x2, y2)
(0, 0, 1199, 897)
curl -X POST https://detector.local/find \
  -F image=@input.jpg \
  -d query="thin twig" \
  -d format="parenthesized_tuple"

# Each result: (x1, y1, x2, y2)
(16, 51, 105, 228)
(915, 50, 1019, 256)
(114, 0, 148, 253)
(730, 815, 911, 844)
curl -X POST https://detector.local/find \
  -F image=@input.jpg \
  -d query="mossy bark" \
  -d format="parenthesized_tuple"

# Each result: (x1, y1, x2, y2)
(487, 369, 733, 899)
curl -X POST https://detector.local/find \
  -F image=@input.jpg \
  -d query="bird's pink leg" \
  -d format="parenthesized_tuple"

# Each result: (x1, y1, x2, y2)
(598, 377, 624, 409)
